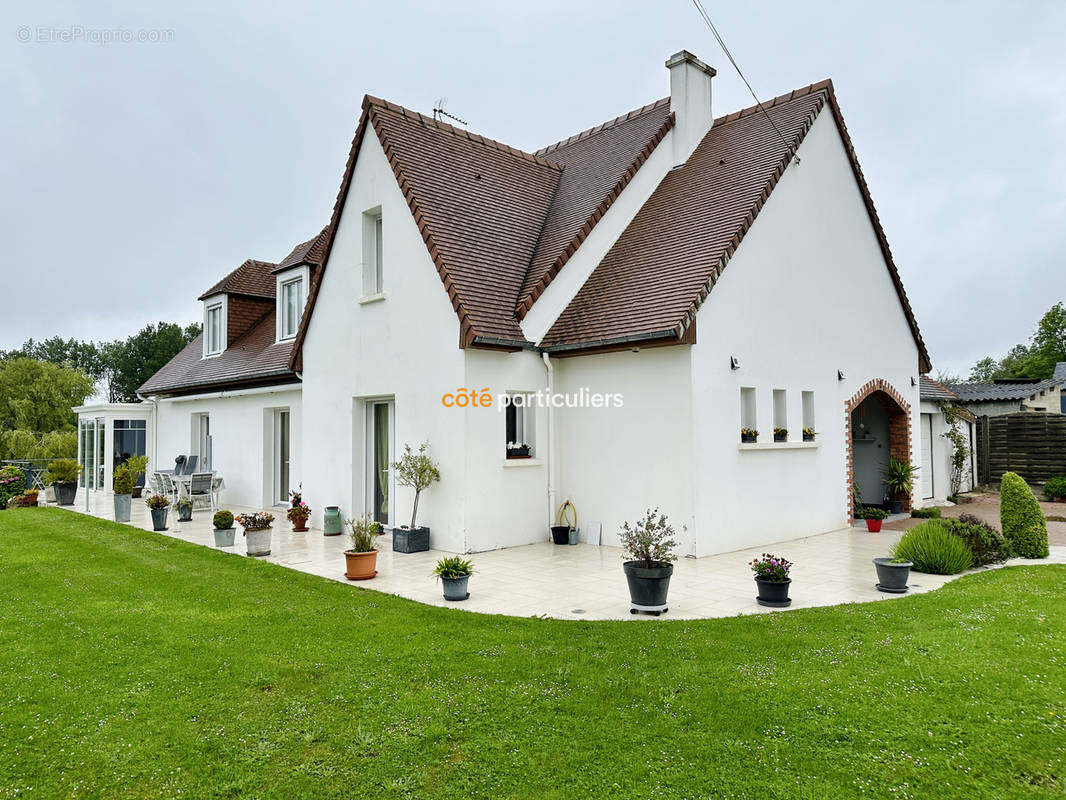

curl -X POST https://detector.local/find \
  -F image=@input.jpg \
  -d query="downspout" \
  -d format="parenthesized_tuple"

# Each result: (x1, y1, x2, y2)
(136, 392, 159, 476)
(541, 352, 556, 530)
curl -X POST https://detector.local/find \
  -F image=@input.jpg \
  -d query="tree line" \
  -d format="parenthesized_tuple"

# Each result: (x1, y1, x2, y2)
(953, 302, 1066, 384)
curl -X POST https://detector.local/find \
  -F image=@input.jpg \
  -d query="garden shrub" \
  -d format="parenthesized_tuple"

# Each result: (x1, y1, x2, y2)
(1000, 472, 1049, 559)
(945, 514, 1010, 566)
(1043, 475, 1066, 501)
(892, 520, 973, 574)
(911, 507, 941, 519)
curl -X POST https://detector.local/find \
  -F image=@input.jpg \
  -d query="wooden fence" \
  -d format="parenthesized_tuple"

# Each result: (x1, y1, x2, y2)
(976, 412, 1066, 485)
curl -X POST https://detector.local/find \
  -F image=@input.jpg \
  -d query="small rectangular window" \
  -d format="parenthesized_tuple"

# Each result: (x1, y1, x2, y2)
(280, 277, 303, 339)
(505, 394, 535, 459)
(773, 389, 787, 441)
(740, 387, 757, 441)
(205, 302, 223, 355)
(802, 391, 815, 439)
(362, 208, 383, 296)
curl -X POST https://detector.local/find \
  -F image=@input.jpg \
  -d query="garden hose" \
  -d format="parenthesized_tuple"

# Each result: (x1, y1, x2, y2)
(555, 500, 577, 530)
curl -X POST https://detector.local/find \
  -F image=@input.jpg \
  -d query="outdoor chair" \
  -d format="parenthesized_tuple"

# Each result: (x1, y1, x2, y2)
(183, 456, 198, 475)
(188, 472, 216, 513)
(158, 472, 180, 507)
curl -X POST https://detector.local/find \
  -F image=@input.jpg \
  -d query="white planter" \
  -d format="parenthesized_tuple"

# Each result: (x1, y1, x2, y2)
(245, 528, 272, 556)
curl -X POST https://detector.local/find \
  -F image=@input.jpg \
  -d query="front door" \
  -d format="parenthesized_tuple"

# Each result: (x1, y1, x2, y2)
(274, 409, 290, 504)
(920, 413, 934, 499)
(366, 401, 393, 526)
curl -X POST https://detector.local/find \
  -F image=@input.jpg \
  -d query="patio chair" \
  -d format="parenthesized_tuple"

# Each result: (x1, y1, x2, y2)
(148, 472, 164, 497)
(188, 472, 215, 513)
(158, 472, 180, 507)
(183, 456, 198, 476)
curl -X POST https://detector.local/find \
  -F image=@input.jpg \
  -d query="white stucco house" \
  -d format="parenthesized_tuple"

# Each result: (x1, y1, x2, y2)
(78, 50, 936, 556)
(918, 376, 976, 505)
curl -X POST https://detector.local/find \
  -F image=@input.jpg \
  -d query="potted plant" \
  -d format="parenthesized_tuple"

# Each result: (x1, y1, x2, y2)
(112, 462, 135, 523)
(343, 515, 382, 580)
(620, 508, 679, 616)
(287, 497, 311, 532)
(391, 441, 441, 553)
(881, 457, 918, 514)
(236, 511, 274, 556)
(741, 427, 758, 444)
(0, 465, 26, 510)
(212, 510, 236, 547)
(859, 506, 888, 532)
(176, 497, 193, 522)
(17, 490, 39, 507)
(145, 494, 170, 531)
(773, 427, 788, 443)
(433, 556, 474, 601)
(44, 459, 82, 506)
(506, 442, 531, 459)
(750, 553, 793, 607)
(1044, 476, 1066, 502)
(872, 556, 912, 593)
(551, 499, 577, 545)
(124, 455, 149, 499)
(802, 427, 816, 442)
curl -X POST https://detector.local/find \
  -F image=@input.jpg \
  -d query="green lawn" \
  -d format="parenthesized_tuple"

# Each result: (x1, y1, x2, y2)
(1, 509, 1064, 799)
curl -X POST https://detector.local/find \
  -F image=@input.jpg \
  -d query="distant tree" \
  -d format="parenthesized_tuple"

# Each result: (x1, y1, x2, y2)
(0, 358, 95, 432)
(1, 337, 104, 381)
(934, 369, 962, 385)
(103, 322, 201, 402)
(967, 357, 1001, 383)
(966, 301, 1066, 382)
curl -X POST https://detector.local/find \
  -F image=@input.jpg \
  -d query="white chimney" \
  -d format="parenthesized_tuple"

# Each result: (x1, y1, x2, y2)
(665, 50, 716, 167)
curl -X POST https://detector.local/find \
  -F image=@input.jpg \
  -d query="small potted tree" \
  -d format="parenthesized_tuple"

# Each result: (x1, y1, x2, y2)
(620, 508, 680, 616)
(44, 459, 82, 506)
(287, 497, 311, 532)
(773, 427, 788, 443)
(236, 511, 275, 556)
(859, 506, 888, 532)
(433, 556, 474, 601)
(212, 510, 236, 547)
(750, 553, 792, 607)
(741, 428, 758, 444)
(391, 441, 441, 553)
(872, 555, 912, 593)
(112, 462, 135, 523)
(344, 515, 382, 580)
(882, 457, 918, 514)
(145, 494, 170, 531)
(125, 456, 149, 499)
(176, 497, 193, 522)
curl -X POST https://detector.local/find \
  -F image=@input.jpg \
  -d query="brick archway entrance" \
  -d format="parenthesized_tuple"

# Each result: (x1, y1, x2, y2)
(845, 379, 912, 523)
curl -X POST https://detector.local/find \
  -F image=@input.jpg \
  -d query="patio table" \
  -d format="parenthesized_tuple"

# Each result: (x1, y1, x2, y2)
(171, 473, 225, 508)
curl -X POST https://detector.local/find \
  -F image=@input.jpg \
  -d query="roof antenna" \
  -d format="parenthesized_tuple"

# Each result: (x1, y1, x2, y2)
(432, 98, 468, 126)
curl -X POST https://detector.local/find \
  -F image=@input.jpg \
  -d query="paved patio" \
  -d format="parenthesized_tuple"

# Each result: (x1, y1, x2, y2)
(59, 490, 1066, 621)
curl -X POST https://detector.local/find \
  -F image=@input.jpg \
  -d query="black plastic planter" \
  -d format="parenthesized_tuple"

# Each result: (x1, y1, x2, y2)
(755, 577, 791, 607)
(873, 557, 912, 593)
(624, 561, 673, 615)
(393, 526, 430, 553)
(741, 434, 757, 444)
(53, 482, 77, 506)
(550, 525, 571, 545)
(150, 507, 168, 531)
(887, 500, 903, 514)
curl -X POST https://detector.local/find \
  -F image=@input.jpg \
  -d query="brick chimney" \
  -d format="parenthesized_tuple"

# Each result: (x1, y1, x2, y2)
(666, 50, 716, 168)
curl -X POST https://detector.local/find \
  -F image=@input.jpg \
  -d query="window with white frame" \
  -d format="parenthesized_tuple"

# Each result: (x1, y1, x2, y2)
(504, 393, 535, 459)
(362, 208, 384, 296)
(279, 276, 304, 340)
(204, 300, 224, 356)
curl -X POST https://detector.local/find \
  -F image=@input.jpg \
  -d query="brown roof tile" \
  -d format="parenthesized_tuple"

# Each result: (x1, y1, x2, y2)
(919, 375, 958, 401)
(198, 259, 277, 301)
(272, 227, 330, 273)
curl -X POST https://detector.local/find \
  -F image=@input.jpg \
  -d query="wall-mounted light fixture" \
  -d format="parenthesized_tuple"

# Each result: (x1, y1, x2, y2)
(911, 376, 917, 386)
(730, 356, 740, 370)
(837, 370, 845, 381)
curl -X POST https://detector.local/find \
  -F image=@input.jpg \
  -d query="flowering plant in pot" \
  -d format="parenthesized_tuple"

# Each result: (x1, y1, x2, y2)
(212, 510, 235, 547)
(0, 465, 26, 510)
(235, 511, 275, 557)
(287, 499, 311, 532)
(802, 427, 816, 442)
(750, 553, 793, 607)
(17, 489, 39, 507)
(859, 506, 888, 532)
(344, 515, 383, 580)
(506, 441, 531, 459)
(433, 556, 474, 601)
(145, 494, 170, 531)
(391, 441, 440, 553)
(741, 427, 758, 444)
(44, 459, 82, 506)
(773, 427, 788, 443)
(620, 508, 680, 616)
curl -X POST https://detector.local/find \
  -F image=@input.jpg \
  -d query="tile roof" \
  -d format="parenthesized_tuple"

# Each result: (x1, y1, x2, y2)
(198, 259, 277, 301)
(539, 81, 931, 373)
(919, 375, 957, 401)
(272, 227, 329, 274)
(948, 375, 1063, 402)
(138, 314, 296, 395)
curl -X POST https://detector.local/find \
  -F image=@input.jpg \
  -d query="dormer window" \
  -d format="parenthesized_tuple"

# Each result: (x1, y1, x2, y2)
(279, 276, 305, 340)
(203, 297, 226, 357)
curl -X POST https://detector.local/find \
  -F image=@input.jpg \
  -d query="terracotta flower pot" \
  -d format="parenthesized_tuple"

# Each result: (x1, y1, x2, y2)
(345, 549, 378, 580)
(292, 522, 309, 532)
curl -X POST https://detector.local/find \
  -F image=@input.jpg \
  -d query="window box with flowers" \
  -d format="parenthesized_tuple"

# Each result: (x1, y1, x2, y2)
(506, 442, 531, 459)
(741, 428, 758, 444)
(803, 427, 816, 442)
(773, 427, 788, 443)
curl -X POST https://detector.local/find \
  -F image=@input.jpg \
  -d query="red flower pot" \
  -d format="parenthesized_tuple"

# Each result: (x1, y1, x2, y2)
(865, 518, 883, 533)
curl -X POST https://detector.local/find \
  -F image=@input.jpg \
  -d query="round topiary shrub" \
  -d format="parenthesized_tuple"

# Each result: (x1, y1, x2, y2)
(212, 510, 234, 530)
(1000, 472, 1049, 559)
(892, 520, 973, 574)
(1043, 475, 1066, 501)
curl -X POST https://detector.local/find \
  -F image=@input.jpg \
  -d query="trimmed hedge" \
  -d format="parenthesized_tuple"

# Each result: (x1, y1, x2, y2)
(892, 521, 973, 574)
(1000, 472, 1049, 559)
(911, 507, 942, 519)
(1043, 475, 1066, 501)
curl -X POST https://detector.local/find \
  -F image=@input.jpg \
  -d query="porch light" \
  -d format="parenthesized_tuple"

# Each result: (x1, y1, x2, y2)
(730, 356, 740, 370)
(837, 370, 845, 381)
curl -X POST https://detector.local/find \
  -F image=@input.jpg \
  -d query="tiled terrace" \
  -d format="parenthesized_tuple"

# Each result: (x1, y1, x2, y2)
(61, 490, 1066, 621)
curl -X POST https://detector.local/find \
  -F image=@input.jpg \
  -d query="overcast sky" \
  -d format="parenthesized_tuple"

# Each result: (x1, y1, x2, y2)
(3, 0, 1064, 377)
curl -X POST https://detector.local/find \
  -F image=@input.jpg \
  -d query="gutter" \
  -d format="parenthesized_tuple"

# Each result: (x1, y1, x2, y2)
(154, 382, 302, 404)
(540, 329, 680, 354)
(542, 352, 556, 529)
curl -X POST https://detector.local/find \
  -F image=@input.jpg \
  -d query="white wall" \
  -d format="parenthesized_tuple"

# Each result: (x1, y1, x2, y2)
(154, 386, 302, 510)
(689, 109, 921, 554)
(919, 400, 975, 504)
(300, 127, 468, 552)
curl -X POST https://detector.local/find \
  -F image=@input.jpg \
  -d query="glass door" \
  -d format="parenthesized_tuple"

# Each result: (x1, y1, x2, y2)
(274, 409, 290, 505)
(366, 401, 393, 526)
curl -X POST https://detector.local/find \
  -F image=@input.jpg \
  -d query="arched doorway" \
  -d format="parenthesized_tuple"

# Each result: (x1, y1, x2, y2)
(845, 379, 912, 523)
